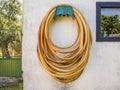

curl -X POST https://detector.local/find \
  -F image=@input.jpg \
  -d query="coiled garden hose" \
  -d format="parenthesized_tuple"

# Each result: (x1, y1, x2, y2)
(37, 5, 92, 83)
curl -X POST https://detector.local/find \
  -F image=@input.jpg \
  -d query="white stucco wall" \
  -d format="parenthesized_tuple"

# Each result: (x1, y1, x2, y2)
(23, 0, 120, 90)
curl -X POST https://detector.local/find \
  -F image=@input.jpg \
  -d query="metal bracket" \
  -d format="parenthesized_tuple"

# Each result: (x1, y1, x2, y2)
(55, 5, 74, 18)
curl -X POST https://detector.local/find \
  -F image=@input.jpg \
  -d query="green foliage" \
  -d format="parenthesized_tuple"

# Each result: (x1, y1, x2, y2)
(101, 15, 120, 37)
(0, 0, 23, 58)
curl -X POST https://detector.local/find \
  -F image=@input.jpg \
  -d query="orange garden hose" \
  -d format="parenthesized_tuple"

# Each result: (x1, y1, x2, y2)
(37, 5, 92, 83)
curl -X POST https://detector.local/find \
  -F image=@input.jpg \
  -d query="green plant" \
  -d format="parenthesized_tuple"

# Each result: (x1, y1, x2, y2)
(0, 0, 23, 58)
(101, 15, 120, 36)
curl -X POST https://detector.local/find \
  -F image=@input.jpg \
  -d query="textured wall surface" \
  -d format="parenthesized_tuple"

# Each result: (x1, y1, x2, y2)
(23, 0, 120, 90)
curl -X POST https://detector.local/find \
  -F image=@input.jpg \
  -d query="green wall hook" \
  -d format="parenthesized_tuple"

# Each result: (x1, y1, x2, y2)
(55, 5, 74, 18)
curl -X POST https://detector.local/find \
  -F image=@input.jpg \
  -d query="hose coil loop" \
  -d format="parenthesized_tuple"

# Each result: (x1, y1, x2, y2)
(37, 5, 92, 83)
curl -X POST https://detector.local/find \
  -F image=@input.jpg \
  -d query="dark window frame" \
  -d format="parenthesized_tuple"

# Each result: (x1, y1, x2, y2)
(96, 2, 120, 42)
